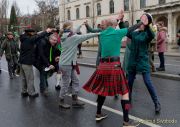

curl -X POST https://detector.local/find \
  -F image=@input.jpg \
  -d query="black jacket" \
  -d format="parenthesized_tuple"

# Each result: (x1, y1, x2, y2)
(35, 37, 60, 70)
(19, 32, 49, 65)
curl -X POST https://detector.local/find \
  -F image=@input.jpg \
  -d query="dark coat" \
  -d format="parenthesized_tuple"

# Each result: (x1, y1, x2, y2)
(19, 32, 49, 65)
(0, 38, 19, 60)
(35, 37, 60, 71)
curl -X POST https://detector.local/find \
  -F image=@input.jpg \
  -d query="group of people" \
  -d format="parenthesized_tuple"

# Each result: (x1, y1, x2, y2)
(2, 10, 179, 126)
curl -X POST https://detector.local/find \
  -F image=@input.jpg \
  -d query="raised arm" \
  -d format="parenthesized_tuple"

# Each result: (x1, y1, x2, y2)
(146, 26, 155, 42)
(74, 33, 99, 45)
(73, 25, 82, 34)
(85, 24, 102, 33)
(31, 28, 53, 43)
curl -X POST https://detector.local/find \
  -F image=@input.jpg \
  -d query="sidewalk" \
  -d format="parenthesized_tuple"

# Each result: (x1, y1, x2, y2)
(82, 46, 180, 57)
(78, 47, 180, 81)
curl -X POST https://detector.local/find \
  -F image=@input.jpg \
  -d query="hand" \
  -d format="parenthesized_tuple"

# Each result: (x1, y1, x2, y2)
(46, 28, 53, 33)
(141, 14, 149, 26)
(49, 65, 55, 70)
(117, 9, 124, 20)
(84, 20, 88, 25)
(55, 57, 60, 62)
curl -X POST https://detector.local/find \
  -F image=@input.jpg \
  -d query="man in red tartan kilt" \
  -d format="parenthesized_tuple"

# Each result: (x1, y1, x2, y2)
(83, 17, 149, 126)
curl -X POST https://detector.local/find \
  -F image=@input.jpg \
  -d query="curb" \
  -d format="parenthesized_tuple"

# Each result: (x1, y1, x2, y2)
(81, 49, 180, 57)
(78, 62, 180, 81)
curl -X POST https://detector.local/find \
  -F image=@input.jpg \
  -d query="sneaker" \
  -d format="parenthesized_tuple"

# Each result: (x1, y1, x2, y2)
(55, 85, 61, 90)
(21, 92, 29, 97)
(156, 67, 165, 71)
(29, 93, 39, 98)
(95, 114, 108, 121)
(41, 90, 49, 97)
(123, 120, 140, 127)
(72, 95, 85, 107)
(155, 103, 161, 114)
(59, 99, 71, 109)
(10, 75, 13, 79)
(72, 100, 85, 107)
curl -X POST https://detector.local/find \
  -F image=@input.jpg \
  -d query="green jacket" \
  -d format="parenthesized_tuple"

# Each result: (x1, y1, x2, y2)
(127, 27, 155, 73)
(0, 38, 19, 60)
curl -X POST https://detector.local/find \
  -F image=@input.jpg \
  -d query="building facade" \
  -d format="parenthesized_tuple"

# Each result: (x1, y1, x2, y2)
(59, 0, 180, 49)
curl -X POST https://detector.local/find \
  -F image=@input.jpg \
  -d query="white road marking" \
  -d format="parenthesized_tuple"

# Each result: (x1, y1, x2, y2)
(2, 67, 161, 127)
(1, 68, 8, 73)
(77, 96, 162, 127)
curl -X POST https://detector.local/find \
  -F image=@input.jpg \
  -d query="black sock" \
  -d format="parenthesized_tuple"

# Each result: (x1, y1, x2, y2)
(96, 95, 106, 114)
(121, 100, 131, 122)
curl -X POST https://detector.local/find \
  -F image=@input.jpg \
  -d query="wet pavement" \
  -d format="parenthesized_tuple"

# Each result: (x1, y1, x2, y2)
(0, 57, 180, 127)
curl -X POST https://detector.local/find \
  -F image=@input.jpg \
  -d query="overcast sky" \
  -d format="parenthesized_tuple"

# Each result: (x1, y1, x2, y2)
(8, 0, 38, 16)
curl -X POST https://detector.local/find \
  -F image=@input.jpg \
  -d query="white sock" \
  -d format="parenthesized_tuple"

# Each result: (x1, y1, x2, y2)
(56, 73, 62, 86)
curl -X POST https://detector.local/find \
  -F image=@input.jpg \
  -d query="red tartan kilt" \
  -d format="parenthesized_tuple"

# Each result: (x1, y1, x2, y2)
(83, 61, 129, 96)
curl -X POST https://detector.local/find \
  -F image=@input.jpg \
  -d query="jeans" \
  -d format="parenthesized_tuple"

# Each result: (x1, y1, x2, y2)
(128, 72, 159, 105)
(39, 70, 48, 92)
(158, 52, 165, 68)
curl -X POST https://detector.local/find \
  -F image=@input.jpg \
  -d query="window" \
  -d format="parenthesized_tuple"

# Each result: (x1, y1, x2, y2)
(76, 8, 80, 19)
(159, 0, 165, 4)
(67, 10, 71, 20)
(109, 0, 114, 14)
(86, 6, 90, 17)
(97, 3, 101, 16)
(124, 0, 129, 11)
(140, 0, 146, 9)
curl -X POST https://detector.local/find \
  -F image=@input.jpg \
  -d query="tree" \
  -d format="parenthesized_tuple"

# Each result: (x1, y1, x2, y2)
(0, 0, 9, 33)
(34, 0, 59, 28)
(12, 1, 21, 17)
(9, 5, 18, 32)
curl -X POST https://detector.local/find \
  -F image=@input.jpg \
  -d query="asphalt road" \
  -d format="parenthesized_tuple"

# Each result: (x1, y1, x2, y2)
(0, 57, 180, 127)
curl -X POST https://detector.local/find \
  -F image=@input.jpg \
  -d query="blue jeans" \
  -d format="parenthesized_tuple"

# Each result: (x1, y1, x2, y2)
(39, 70, 48, 92)
(128, 72, 159, 105)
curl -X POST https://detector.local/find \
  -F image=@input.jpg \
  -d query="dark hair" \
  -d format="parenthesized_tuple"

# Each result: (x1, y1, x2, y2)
(47, 23, 55, 28)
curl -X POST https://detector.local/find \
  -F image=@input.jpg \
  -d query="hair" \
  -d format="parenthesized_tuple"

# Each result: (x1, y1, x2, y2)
(47, 23, 55, 28)
(124, 21, 129, 28)
(105, 18, 117, 27)
(49, 34, 58, 40)
(63, 21, 73, 30)
(158, 21, 164, 27)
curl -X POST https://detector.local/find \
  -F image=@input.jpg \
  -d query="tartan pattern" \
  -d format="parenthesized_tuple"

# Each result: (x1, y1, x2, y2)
(83, 61, 129, 96)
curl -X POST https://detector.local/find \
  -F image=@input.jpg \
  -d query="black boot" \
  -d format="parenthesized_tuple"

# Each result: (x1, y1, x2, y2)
(155, 102, 161, 114)
(121, 100, 139, 127)
(72, 95, 85, 107)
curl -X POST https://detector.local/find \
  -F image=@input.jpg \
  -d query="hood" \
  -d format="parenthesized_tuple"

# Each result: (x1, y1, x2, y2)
(61, 32, 70, 42)
(160, 27, 167, 32)
(61, 31, 74, 42)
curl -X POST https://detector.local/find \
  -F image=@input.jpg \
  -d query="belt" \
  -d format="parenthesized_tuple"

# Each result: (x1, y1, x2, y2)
(101, 57, 120, 63)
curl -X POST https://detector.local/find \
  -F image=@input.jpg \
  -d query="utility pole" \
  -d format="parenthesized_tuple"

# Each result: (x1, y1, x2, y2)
(92, 0, 95, 28)
(130, 0, 134, 25)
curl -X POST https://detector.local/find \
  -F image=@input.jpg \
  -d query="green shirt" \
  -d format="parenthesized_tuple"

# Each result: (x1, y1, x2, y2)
(99, 27, 128, 58)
